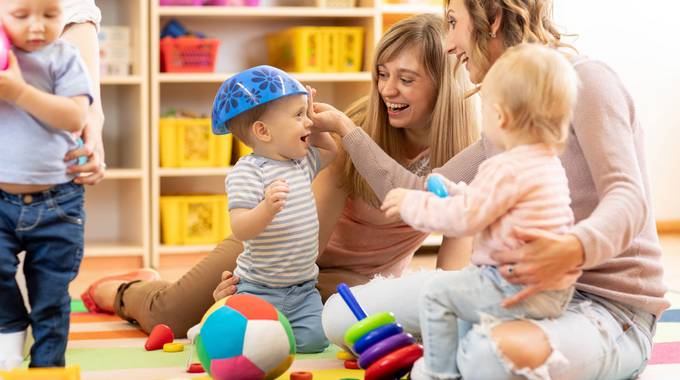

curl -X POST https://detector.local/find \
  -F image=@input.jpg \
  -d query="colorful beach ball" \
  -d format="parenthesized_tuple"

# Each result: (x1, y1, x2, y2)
(195, 294, 296, 380)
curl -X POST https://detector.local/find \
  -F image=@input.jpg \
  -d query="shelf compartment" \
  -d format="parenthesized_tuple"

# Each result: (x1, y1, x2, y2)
(84, 178, 146, 254)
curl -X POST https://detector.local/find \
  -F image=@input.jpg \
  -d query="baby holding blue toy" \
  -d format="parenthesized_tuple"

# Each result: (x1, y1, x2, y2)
(0, 0, 92, 369)
(211, 65, 336, 353)
(381, 44, 579, 380)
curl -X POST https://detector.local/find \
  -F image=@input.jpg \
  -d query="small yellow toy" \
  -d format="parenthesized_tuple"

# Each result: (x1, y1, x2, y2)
(0, 365, 80, 380)
(163, 342, 185, 352)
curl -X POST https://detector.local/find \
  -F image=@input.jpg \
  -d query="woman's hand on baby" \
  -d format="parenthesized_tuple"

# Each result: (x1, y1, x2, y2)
(493, 227, 585, 308)
(305, 85, 355, 137)
(381, 188, 409, 218)
(0, 51, 27, 102)
(264, 179, 289, 215)
(213, 271, 240, 301)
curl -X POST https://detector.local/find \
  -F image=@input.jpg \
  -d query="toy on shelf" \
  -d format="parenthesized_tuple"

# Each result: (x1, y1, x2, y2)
(98, 26, 131, 76)
(160, 19, 219, 73)
(337, 283, 423, 380)
(426, 174, 449, 198)
(0, 25, 11, 71)
(193, 294, 295, 380)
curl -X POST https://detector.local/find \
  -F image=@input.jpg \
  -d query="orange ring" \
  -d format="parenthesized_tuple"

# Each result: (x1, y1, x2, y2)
(290, 371, 313, 380)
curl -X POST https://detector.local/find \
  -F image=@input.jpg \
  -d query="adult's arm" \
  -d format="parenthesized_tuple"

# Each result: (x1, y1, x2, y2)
(568, 62, 649, 268)
(313, 159, 349, 256)
(61, 1, 106, 185)
(341, 128, 489, 201)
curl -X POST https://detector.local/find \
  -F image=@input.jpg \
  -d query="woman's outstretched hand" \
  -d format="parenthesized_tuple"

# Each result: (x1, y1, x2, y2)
(213, 271, 240, 301)
(492, 227, 584, 308)
(306, 85, 356, 137)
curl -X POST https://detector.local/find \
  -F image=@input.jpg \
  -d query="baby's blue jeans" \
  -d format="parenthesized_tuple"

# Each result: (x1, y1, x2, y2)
(419, 265, 573, 379)
(0, 182, 85, 367)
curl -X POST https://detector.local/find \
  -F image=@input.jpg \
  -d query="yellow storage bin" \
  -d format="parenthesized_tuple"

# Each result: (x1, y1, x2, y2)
(160, 117, 232, 167)
(337, 27, 364, 72)
(320, 27, 339, 72)
(267, 26, 364, 73)
(160, 195, 230, 245)
(266, 27, 323, 73)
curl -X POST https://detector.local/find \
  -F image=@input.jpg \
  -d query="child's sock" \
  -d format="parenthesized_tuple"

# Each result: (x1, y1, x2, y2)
(0, 329, 27, 370)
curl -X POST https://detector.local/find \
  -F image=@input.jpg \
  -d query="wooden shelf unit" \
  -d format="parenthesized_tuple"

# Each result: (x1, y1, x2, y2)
(84, 0, 149, 264)
(148, 1, 442, 267)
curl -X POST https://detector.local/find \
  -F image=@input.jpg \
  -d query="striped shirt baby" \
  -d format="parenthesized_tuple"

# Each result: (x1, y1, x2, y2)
(227, 148, 321, 287)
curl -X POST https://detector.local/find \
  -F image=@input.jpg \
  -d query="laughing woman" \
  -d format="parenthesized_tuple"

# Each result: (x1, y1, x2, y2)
(315, 1, 668, 379)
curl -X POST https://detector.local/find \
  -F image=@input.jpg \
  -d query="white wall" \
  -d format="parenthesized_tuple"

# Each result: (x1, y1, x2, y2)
(552, 0, 680, 220)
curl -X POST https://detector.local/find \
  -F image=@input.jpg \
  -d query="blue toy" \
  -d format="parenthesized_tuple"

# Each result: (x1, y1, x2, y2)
(211, 65, 307, 135)
(426, 174, 449, 198)
(160, 19, 188, 39)
(75, 138, 88, 166)
(336, 283, 423, 380)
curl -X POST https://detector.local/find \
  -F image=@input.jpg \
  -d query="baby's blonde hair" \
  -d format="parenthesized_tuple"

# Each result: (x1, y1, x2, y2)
(482, 43, 578, 150)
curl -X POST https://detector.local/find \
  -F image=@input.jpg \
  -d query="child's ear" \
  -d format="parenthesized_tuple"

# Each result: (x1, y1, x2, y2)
(494, 103, 511, 130)
(252, 121, 271, 142)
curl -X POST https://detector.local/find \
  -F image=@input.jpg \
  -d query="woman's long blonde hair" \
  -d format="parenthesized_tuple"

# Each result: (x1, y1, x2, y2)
(341, 13, 479, 206)
(455, 0, 574, 79)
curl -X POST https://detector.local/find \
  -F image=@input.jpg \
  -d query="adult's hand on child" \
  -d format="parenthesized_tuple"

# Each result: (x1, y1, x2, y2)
(0, 51, 26, 102)
(264, 179, 289, 215)
(65, 123, 106, 185)
(306, 85, 355, 137)
(213, 271, 240, 301)
(381, 188, 409, 219)
(493, 227, 584, 308)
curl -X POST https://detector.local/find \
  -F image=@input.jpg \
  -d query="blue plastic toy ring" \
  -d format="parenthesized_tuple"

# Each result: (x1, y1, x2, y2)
(353, 323, 403, 354)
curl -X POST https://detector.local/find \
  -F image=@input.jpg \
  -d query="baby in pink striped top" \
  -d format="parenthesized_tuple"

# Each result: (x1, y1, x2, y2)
(381, 44, 580, 379)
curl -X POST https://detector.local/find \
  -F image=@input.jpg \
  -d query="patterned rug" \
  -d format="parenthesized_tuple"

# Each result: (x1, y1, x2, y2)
(3, 293, 679, 380)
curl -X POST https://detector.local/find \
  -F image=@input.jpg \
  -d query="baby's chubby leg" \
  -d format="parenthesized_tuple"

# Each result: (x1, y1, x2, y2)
(286, 281, 328, 354)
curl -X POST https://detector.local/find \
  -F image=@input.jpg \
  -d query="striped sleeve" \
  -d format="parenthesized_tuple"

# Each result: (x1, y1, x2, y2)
(227, 158, 264, 210)
(303, 147, 322, 181)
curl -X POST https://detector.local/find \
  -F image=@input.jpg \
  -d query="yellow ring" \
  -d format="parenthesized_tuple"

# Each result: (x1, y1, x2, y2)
(163, 342, 184, 352)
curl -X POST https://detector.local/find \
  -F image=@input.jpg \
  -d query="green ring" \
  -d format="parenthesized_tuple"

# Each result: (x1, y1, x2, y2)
(344, 312, 395, 345)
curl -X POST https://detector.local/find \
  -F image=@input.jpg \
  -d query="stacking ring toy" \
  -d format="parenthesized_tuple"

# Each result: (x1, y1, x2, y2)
(336, 283, 423, 380)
